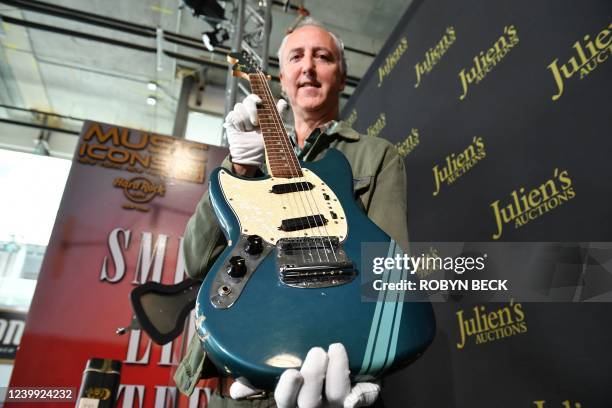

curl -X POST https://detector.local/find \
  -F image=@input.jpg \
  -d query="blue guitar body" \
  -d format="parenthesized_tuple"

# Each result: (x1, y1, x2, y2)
(196, 149, 435, 390)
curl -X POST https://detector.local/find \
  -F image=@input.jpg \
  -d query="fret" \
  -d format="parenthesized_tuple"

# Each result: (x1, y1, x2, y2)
(264, 145, 290, 150)
(267, 155, 297, 160)
(266, 144, 293, 149)
(268, 157, 299, 162)
(269, 163, 298, 167)
(267, 158, 296, 162)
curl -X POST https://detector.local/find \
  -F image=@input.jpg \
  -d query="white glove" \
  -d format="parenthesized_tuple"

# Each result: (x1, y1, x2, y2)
(224, 94, 288, 167)
(229, 343, 381, 408)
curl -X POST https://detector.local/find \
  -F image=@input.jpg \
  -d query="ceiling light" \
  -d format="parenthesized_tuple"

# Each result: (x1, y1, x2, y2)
(146, 96, 157, 106)
(147, 81, 158, 91)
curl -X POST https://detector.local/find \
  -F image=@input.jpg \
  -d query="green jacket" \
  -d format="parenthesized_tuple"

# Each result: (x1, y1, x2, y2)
(174, 121, 409, 396)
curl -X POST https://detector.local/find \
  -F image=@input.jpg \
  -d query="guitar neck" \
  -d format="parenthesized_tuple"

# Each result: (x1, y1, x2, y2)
(249, 73, 302, 178)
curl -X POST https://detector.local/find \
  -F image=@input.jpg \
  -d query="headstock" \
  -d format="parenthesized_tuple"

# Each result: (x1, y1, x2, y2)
(227, 51, 261, 80)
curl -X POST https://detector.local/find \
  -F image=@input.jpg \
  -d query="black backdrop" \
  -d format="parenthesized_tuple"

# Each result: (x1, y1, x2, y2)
(342, 1, 612, 406)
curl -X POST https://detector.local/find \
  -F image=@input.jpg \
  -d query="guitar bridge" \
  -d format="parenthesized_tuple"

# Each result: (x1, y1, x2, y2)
(276, 237, 356, 288)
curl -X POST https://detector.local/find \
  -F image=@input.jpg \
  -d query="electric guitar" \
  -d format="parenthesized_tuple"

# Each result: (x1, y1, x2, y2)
(196, 51, 435, 390)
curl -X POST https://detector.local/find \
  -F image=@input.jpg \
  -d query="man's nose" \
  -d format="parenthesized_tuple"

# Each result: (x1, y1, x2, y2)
(301, 55, 316, 75)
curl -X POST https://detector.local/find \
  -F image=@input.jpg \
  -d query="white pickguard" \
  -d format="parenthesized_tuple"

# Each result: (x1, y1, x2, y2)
(218, 168, 348, 245)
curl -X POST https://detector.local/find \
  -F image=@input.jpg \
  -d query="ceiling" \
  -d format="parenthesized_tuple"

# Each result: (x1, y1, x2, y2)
(0, 0, 411, 156)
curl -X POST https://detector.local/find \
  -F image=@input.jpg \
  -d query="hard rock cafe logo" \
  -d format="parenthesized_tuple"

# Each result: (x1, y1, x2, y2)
(456, 299, 527, 350)
(432, 136, 486, 196)
(548, 22, 612, 101)
(458, 25, 519, 100)
(415, 26, 456, 88)
(490, 168, 576, 240)
(377, 37, 408, 87)
(113, 176, 166, 212)
(395, 128, 420, 158)
(366, 113, 386, 138)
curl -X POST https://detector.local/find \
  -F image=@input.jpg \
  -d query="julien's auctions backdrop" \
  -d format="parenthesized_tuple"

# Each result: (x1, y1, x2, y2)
(8, 122, 227, 407)
(342, 1, 612, 407)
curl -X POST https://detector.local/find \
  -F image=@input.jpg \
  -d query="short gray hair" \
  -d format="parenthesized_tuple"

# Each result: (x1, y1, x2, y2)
(277, 17, 347, 76)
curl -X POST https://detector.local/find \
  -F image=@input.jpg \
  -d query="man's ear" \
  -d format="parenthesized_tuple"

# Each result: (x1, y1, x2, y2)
(279, 71, 287, 95)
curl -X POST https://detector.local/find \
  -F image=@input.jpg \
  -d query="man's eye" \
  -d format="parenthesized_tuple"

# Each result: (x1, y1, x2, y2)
(289, 55, 300, 62)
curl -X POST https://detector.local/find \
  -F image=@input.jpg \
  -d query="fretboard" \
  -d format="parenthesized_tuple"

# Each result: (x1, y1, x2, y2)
(249, 73, 302, 178)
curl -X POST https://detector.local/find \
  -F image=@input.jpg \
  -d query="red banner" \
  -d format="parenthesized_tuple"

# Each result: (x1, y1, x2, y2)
(8, 122, 228, 407)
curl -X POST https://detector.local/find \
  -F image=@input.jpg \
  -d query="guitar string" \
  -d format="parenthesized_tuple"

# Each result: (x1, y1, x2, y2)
(251, 73, 310, 263)
(256, 71, 340, 264)
(253, 72, 327, 263)
(253, 78, 308, 264)
(258, 71, 340, 263)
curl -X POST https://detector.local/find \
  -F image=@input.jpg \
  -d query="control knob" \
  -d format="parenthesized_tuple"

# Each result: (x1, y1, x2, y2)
(245, 235, 263, 255)
(227, 256, 247, 278)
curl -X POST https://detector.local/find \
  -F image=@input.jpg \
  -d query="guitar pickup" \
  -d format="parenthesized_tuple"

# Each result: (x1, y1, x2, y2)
(279, 214, 328, 232)
(270, 182, 314, 194)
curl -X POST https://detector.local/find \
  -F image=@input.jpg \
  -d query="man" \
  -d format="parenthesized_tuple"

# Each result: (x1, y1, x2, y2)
(175, 19, 409, 407)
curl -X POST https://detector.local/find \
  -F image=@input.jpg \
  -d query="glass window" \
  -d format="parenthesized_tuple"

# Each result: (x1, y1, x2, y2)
(0, 149, 72, 311)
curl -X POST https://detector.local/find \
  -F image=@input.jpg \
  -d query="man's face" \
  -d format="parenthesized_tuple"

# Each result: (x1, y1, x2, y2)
(279, 25, 346, 116)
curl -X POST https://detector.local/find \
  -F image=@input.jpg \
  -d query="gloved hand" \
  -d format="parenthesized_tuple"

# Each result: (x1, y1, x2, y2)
(224, 94, 288, 167)
(230, 343, 381, 408)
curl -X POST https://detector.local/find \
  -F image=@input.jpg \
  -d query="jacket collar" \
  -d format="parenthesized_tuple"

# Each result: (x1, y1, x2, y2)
(323, 120, 360, 141)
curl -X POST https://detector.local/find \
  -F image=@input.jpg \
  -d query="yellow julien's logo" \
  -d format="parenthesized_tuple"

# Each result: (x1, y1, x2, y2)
(377, 37, 408, 87)
(432, 136, 486, 196)
(345, 109, 358, 127)
(366, 113, 386, 138)
(459, 25, 519, 100)
(534, 401, 583, 408)
(491, 168, 576, 240)
(415, 26, 456, 88)
(456, 299, 527, 350)
(395, 128, 420, 158)
(548, 22, 612, 101)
